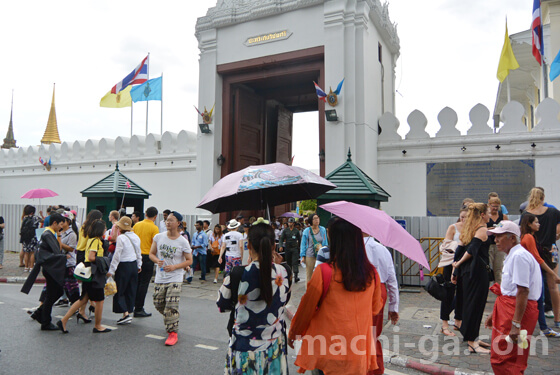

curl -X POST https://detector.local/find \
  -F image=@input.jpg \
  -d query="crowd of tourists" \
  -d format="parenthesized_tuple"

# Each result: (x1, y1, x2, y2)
(11, 185, 560, 374)
(434, 188, 560, 374)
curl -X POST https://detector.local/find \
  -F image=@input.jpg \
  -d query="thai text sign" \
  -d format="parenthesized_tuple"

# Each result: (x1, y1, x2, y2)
(244, 30, 292, 46)
(426, 160, 535, 216)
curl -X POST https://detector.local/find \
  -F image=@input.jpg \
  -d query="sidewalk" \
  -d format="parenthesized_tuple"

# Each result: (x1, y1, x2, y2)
(0, 251, 44, 283)
(2, 251, 559, 375)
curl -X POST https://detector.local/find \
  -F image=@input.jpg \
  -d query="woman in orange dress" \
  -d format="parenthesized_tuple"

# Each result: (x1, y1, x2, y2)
(288, 218, 383, 374)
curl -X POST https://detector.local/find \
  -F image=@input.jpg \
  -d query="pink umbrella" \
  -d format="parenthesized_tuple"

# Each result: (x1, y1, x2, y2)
(21, 188, 59, 199)
(319, 200, 430, 269)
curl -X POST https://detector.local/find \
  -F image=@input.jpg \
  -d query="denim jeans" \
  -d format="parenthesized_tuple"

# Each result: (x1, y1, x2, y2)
(538, 271, 548, 331)
(192, 253, 207, 280)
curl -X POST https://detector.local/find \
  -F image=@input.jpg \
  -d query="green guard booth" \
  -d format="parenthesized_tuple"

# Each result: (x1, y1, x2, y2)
(316, 149, 390, 225)
(80, 162, 151, 227)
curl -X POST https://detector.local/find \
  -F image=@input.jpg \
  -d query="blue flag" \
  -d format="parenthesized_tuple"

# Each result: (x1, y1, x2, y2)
(130, 76, 162, 102)
(550, 49, 560, 82)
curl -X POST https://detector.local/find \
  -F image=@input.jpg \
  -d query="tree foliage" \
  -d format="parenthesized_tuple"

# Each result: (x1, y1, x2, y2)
(299, 199, 317, 212)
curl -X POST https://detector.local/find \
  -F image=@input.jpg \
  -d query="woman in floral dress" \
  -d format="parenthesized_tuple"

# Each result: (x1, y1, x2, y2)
(217, 220, 292, 375)
(20, 205, 41, 271)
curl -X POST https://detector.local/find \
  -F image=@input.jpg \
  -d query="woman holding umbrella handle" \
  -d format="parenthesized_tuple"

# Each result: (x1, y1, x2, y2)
(300, 213, 328, 285)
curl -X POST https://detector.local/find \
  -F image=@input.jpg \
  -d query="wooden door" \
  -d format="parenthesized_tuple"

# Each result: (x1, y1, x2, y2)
(276, 105, 293, 165)
(274, 105, 294, 217)
(233, 87, 265, 171)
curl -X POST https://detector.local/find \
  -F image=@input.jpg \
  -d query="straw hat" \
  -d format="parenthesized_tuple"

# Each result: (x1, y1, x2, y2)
(116, 216, 133, 231)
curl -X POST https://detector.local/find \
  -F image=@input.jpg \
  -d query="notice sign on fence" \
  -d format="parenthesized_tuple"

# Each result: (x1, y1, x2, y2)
(426, 160, 535, 216)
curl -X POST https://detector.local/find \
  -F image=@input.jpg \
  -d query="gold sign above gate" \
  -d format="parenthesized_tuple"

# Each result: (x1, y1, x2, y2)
(244, 30, 292, 46)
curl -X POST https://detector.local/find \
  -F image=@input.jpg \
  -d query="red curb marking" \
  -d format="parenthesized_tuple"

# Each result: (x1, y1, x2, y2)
(407, 360, 455, 375)
(0, 278, 45, 283)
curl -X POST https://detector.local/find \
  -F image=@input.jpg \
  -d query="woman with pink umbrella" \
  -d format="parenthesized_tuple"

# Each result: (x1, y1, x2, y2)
(20, 205, 41, 271)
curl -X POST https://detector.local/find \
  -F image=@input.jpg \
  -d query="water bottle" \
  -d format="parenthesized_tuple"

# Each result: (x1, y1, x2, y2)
(552, 245, 559, 264)
(159, 258, 165, 272)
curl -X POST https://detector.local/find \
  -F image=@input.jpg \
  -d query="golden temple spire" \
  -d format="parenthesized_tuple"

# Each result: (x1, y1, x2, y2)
(41, 84, 61, 144)
(1, 90, 17, 149)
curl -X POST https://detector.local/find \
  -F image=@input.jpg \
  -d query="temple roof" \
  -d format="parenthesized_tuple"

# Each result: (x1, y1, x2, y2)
(81, 163, 151, 198)
(41, 84, 61, 144)
(1, 91, 17, 149)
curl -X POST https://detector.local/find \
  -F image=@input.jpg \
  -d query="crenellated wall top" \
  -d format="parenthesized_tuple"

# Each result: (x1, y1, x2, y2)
(0, 130, 197, 166)
(378, 98, 560, 143)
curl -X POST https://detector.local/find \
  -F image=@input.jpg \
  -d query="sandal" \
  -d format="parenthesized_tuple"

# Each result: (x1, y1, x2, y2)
(441, 327, 456, 337)
(453, 324, 461, 331)
(477, 340, 491, 349)
(468, 344, 489, 354)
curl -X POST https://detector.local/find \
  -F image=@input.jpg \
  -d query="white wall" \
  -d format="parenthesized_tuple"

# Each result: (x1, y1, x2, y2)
(378, 99, 560, 216)
(216, 5, 325, 65)
(0, 130, 200, 215)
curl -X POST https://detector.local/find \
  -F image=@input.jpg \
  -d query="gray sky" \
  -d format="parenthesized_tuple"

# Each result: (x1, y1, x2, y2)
(0, 0, 531, 171)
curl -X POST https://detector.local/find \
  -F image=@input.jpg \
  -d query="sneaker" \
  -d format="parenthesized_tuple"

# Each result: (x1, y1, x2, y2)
(117, 315, 133, 325)
(165, 332, 178, 346)
(213, 279, 217, 284)
(54, 299, 69, 307)
(542, 328, 560, 337)
(554, 321, 560, 329)
(545, 311, 555, 318)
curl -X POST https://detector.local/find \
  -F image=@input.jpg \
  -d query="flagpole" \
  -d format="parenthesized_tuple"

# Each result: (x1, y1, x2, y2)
(146, 52, 150, 136)
(543, 61, 549, 99)
(506, 76, 511, 102)
(160, 73, 163, 135)
(131, 101, 133, 137)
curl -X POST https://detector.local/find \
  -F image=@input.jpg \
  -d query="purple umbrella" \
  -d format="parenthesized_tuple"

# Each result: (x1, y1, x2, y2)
(21, 188, 58, 199)
(279, 212, 303, 219)
(197, 163, 336, 214)
(319, 200, 430, 269)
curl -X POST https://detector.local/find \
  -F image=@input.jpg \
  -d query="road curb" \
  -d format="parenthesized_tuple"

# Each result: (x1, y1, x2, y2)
(384, 350, 493, 375)
(0, 276, 45, 283)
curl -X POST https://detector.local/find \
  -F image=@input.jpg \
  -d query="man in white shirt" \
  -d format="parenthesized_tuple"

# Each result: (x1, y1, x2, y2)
(159, 209, 171, 233)
(363, 235, 399, 375)
(219, 219, 244, 275)
(149, 211, 192, 346)
(485, 221, 541, 375)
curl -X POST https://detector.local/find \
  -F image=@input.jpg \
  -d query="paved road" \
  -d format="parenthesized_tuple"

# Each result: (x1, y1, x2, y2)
(0, 282, 425, 375)
(1, 283, 238, 374)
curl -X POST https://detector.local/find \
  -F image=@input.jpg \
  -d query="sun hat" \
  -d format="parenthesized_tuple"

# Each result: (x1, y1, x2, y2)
(487, 220, 520, 237)
(116, 216, 133, 231)
(228, 219, 241, 229)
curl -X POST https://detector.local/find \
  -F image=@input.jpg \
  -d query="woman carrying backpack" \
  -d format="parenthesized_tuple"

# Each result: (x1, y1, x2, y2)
(20, 205, 41, 272)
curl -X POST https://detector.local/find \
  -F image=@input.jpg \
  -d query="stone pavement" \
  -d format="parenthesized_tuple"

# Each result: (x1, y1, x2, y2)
(3, 250, 560, 375)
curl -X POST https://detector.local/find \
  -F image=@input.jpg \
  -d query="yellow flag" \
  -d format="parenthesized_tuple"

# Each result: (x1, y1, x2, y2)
(99, 85, 132, 108)
(497, 21, 520, 82)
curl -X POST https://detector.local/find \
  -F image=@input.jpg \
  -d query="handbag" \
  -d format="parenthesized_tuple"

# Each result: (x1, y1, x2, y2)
(73, 262, 92, 282)
(480, 258, 495, 282)
(438, 239, 458, 268)
(310, 230, 322, 257)
(424, 273, 452, 301)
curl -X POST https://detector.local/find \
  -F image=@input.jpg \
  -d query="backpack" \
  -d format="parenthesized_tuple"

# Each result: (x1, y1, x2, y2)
(20, 217, 36, 243)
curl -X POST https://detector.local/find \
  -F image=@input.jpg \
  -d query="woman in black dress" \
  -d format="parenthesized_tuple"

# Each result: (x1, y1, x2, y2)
(452, 203, 491, 354)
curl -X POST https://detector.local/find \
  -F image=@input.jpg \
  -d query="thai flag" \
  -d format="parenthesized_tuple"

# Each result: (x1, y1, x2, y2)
(111, 56, 149, 94)
(313, 81, 327, 102)
(532, 0, 544, 65)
